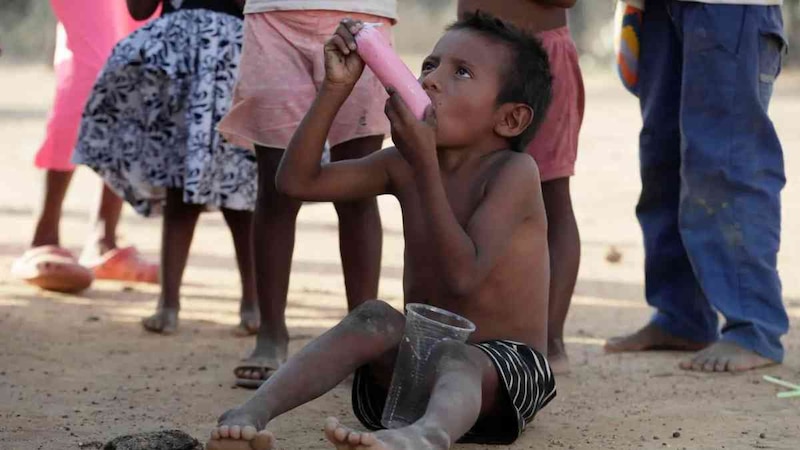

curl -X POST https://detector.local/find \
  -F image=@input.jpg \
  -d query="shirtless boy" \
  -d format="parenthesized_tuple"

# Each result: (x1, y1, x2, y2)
(207, 12, 555, 450)
(458, 0, 584, 374)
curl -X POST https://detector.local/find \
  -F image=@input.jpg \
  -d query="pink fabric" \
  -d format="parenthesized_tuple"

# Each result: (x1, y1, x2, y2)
(218, 10, 392, 150)
(526, 26, 585, 182)
(35, 0, 152, 171)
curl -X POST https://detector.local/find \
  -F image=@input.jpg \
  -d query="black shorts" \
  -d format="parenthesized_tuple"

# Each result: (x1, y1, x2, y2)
(351, 340, 557, 445)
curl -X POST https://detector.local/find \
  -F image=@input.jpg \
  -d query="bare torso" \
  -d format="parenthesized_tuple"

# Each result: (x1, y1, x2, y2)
(387, 149, 550, 352)
(458, 0, 568, 33)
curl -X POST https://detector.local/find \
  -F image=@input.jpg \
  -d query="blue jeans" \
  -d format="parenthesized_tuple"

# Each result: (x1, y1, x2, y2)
(637, 0, 788, 362)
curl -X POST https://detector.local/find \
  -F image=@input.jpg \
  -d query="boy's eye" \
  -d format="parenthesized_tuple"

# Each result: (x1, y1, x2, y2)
(456, 67, 473, 79)
(421, 61, 435, 72)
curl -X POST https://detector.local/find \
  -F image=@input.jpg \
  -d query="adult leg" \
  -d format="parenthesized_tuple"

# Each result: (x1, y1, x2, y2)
(675, 4, 788, 371)
(142, 189, 202, 334)
(606, 0, 718, 353)
(208, 300, 406, 450)
(325, 340, 500, 450)
(330, 136, 384, 311)
(235, 146, 302, 382)
(542, 177, 580, 373)
(221, 208, 259, 336)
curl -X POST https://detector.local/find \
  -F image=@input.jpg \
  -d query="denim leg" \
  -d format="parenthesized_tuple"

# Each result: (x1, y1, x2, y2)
(636, 0, 718, 343)
(676, 4, 788, 362)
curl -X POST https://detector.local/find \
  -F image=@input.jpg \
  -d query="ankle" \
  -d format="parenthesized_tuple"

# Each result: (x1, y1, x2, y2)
(414, 423, 451, 450)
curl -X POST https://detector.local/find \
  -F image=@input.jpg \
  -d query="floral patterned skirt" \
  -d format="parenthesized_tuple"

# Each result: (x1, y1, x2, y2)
(73, 9, 256, 217)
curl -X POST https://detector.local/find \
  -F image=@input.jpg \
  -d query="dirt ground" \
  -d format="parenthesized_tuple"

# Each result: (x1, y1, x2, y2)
(0, 63, 799, 450)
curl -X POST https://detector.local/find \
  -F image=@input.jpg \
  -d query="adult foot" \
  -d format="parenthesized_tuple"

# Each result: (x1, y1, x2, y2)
(547, 338, 570, 375)
(679, 341, 778, 372)
(234, 333, 288, 387)
(233, 304, 260, 337)
(207, 407, 275, 450)
(324, 417, 449, 450)
(141, 308, 178, 335)
(604, 323, 709, 353)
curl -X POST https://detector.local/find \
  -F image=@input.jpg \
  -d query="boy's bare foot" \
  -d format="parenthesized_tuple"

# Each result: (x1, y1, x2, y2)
(233, 306, 260, 337)
(547, 338, 570, 375)
(604, 323, 708, 353)
(679, 341, 778, 372)
(141, 308, 178, 335)
(207, 407, 275, 450)
(324, 417, 449, 450)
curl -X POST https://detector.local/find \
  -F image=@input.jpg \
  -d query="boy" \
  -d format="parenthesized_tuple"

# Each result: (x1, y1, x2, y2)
(213, 1, 397, 385)
(605, 1, 789, 373)
(458, 0, 584, 374)
(207, 12, 556, 450)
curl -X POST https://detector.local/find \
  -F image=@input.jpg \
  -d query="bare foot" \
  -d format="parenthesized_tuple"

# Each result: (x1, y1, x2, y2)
(141, 308, 178, 335)
(548, 338, 570, 375)
(679, 341, 778, 372)
(233, 305, 260, 337)
(604, 323, 709, 353)
(207, 407, 275, 450)
(323, 417, 449, 450)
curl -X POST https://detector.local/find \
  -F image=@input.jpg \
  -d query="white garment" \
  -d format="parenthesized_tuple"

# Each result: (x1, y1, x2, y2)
(244, 0, 397, 20)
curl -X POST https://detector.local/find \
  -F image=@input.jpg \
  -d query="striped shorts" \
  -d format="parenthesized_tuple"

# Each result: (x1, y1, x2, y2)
(352, 340, 557, 445)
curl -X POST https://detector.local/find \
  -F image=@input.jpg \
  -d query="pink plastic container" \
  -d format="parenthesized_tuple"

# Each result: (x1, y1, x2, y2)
(355, 25, 432, 120)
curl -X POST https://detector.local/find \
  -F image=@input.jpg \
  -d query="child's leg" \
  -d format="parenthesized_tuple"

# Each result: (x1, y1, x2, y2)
(235, 146, 302, 381)
(330, 136, 384, 310)
(221, 208, 258, 336)
(83, 183, 123, 256)
(31, 170, 74, 247)
(208, 300, 406, 450)
(542, 178, 580, 374)
(325, 340, 499, 450)
(142, 189, 202, 334)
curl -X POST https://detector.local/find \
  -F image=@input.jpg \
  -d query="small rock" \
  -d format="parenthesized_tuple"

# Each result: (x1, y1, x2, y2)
(606, 246, 623, 263)
(86, 316, 101, 322)
(121, 286, 135, 292)
(104, 430, 201, 450)
(197, 366, 207, 372)
(760, 433, 766, 439)
(653, 436, 660, 440)
(673, 432, 681, 438)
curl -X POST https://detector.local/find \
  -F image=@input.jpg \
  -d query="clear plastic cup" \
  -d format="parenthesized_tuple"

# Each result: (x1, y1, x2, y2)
(381, 303, 477, 429)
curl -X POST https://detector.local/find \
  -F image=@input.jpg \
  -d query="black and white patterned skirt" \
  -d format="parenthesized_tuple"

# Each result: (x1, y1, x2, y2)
(73, 9, 256, 217)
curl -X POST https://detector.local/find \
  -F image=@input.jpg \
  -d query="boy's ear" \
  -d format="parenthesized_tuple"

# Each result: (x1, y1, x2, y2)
(494, 103, 534, 140)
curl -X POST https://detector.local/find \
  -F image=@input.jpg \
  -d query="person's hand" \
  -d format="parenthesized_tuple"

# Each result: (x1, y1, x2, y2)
(323, 19, 366, 91)
(385, 89, 437, 168)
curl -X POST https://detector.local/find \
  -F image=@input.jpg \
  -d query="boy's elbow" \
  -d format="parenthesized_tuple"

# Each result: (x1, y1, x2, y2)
(275, 173, 301, 198)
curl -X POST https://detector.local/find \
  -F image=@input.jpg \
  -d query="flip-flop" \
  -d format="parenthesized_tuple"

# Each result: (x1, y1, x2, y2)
(234, 357, 280, 389)
(82, 246, 159, 284)
(11, 246, 94, 293)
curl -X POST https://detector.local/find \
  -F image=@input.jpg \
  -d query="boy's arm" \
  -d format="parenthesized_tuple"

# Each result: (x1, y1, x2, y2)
(386, 94, 543, 297)
(276, 19, 394, 202)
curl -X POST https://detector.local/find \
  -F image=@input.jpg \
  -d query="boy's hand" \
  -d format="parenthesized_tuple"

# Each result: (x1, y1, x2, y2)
(323, 19, 366, 91)
(385, 89, 437, 168)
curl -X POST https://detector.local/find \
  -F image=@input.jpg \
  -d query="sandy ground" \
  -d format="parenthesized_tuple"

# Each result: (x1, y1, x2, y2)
(0, 63, 799, 450)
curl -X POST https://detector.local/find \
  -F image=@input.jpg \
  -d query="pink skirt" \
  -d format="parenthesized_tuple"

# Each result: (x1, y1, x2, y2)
(35, 0, 153, 171)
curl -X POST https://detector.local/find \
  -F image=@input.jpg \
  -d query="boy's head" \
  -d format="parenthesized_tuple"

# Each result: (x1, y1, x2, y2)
(421, 12, 552, 153)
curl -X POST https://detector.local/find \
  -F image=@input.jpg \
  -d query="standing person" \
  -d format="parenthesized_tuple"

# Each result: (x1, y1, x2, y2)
(458, 0, 584, 374)
(73, 0, 259, 336)
(217, 0, 397, 387)
(605, 0, 789, 373)
(11, 0, 158, 294)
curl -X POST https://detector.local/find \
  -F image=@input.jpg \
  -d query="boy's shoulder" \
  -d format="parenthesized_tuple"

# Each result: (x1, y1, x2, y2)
(484, 150, 542, 188)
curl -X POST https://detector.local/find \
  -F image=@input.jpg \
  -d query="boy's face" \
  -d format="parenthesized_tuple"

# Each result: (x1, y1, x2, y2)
(420, 29, 511, 149)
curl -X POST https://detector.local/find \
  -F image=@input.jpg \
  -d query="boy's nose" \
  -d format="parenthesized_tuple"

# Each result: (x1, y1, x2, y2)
(420, 72, 440, 92)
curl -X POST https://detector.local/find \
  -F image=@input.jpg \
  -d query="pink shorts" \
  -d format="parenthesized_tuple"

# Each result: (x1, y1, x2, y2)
(217, 10, 392, 151)
(35, 0, 150, 171)
(527, 27, 585, 182)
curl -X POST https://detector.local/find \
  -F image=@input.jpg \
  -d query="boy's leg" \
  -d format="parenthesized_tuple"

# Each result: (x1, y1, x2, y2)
(83, 183, 123, 257)
(542, 177, 579, 374)
(142, 189, 203, 334)
(235, 146, 302, 382)
(221, 208, 259, 336)
(325, 340, 500, 450)
(675, 4, 788, 371)
(330, 135, 385, 311)
(605, 0, 718, 353)
(208, 300, 406, 450)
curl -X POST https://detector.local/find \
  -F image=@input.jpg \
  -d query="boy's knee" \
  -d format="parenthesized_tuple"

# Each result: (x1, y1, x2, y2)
(346, 300, 404, 338)
(430, 340, 483, 372)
